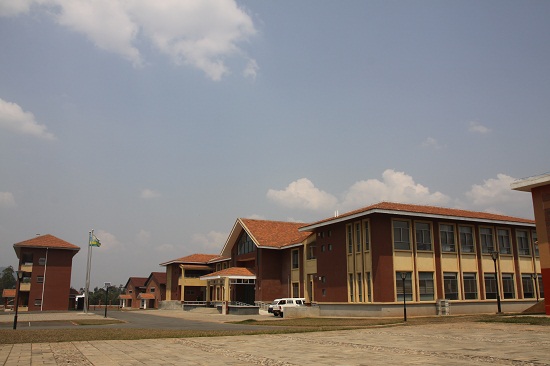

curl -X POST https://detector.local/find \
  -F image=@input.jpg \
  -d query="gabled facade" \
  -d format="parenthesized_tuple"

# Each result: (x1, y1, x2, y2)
(138, 272, 167, 309)
(12, 234, 80, 311)
(120, 277, 147, 309)
(299, 202, 542, 315)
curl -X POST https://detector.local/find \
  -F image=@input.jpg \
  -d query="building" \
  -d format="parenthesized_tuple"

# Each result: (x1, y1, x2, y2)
(12, 234, 80, 311)
(511, 173, 550, 315)
(137, 272, 167, 309)
(119, 277, 147, 309)
(299, 202, 542, 316)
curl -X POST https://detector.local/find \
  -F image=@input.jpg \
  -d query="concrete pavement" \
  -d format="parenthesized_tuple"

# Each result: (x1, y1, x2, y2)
(1, 311, 549, 365)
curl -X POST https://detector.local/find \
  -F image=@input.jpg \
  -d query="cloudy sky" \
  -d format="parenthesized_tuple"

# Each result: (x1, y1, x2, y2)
(1, 0, 549, 290)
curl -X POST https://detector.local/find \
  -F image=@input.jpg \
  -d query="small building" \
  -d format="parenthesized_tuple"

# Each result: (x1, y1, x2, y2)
(2, 289, 15, 310)
(12, 234, 80, 311)
(138, 272, 167, 309)
(119, 277, 147, 309)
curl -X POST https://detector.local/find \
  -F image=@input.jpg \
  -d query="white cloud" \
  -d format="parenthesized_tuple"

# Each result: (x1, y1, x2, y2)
(0, 192, 16, 207)
(94, 230, 121, 250)
(192, 230, 227, 252)
(341, 169, 450, 210)
(0, 98, 56, 140)
(243, 59, 259, 80)
(135, 229, 151, 244)
(246, 213, 266, 220)
(3, 0, 257, 80)
(140, 189, 161, 199)
(464, 174, 528, 213)
(421, 137, 444, 149)
(267, 178, 338, 211)
(468, 121, 491, 134)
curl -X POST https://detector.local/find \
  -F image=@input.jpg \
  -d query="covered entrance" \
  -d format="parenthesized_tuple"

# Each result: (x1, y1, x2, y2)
(200, 267, 256, 305)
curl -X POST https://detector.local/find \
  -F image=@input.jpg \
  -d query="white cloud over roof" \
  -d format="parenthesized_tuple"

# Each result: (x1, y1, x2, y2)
(1, 0, 257, 80)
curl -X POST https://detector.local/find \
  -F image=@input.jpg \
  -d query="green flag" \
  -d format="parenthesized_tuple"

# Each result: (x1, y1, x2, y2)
(89, 233, 101, 247)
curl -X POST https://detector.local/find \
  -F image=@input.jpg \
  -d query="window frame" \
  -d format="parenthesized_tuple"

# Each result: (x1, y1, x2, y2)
(497, 228, 512, 255)
(459, 225, 475, 254)
(393, 219, 411, 251)
(440, 223, 457, 253)
(418, 272, 434, 301)
(291, 249, 299, 269)
(463, 272, 478, 300)
(480, 227, 495, 254)
(415, 221, 432, 251)
(443, 272, 459, 300)
(516, 230, 530, 256)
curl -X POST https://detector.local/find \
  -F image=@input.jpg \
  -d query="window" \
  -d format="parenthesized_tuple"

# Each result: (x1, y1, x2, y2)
(355, 223, 362, 252)
(533, 231, 539, 256)
(150, 287, 155, 293)
(498, 229, 511, 255)
(418, 272, 434, 301)
(357, 273, 363, 302)
(501, 274, 515, 299)
(364, 221, 370, 251)
(366, 272, 372, 302)
(522, 274, 535, 298)
(34, 299, 42, 307)
(292, 282, 299, 297)
(321, 276, 326, 283)
(321, 245, 325, 252)
(415, 222, 432, 251)
(347, 225, 353, 254)
(37, 276, 44, 283)
(322, 288, 326, 297)
(38, 257, 46, 266)
(349, 274, 354, 302)
(463, 273, 478, 299)
(328, 244, 333, 251)
(440, 224, 456, 252)
(291, 249, 299, 269)
(129, 290, 133, 294)
(480, 228, 495, 253)
(443, 272, 458, 300)
(393, 220, 410, 250)
(517, 230, 530, 256)
(459, 226, 475, 253)
(396, 272, 412, 301)
(237, 233, 255, 255)
(307, 244, 316, 260)
(484, 273, 497, 299)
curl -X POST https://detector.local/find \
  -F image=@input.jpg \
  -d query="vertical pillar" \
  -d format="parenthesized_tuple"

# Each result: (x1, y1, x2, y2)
(512, 174, 550, 315)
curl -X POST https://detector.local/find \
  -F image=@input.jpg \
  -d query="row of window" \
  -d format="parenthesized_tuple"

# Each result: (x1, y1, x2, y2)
(392, 220, 538, 256)
(393, 272, 544, 302)
(237, 233, 255, 255)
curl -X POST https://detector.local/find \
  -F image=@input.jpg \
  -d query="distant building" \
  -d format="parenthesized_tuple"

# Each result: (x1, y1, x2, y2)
(13, 234, 80, 311)
(138, 272, 167, 309)
(119, 277, 147, 309)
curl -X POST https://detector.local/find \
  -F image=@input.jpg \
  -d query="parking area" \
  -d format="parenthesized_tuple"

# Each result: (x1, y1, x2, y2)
(1, 311, 549, 365)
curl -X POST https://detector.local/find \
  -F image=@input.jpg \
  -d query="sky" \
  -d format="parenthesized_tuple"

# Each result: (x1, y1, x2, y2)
(1, 0, 549, 290)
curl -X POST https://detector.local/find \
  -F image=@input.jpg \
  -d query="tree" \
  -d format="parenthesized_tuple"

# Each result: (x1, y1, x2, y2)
(0, 266, 16, 305)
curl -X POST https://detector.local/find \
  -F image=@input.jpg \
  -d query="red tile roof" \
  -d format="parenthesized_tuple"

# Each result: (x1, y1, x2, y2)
(125, 277, 148, 289)
(147, 272, 166, 285)
(240, 219, 312, 248)
(201, 266, 255, 279)
(137, 293, 155, 300)
(160, 253, 220, 266)
(301, 201, 535, 230)
(13, 234, 80, 251)
(2, 289, 15, 298)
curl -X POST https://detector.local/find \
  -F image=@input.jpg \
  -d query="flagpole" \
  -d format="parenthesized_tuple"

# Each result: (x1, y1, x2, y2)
(84, 230, 93, 313)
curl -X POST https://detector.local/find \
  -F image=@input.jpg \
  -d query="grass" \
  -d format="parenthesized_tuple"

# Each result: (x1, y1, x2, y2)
(0, 314, 547, 344)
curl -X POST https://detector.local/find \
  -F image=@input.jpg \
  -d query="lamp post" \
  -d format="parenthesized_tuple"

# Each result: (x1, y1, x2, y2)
(490, 251, 502, 314)
(13, 271, 24, 330)
(104, 282, 111, 318)
(400, 272, 407, 322)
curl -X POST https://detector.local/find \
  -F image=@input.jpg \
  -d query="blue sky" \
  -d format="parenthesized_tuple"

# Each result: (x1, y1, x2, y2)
(1, 0, 549, 289)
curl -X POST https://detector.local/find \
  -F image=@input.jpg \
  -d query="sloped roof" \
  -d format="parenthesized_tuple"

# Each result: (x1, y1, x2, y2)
(300, 201, 536, 231)
(240, 218, 312, 249)
(13, 234, 80, 251)
(160, 253, 220, 266)
(146, 272, 166, 286)
(137, 293, 155, 300)
(124, 277, 148, 289)
(200, 266, 255, 280)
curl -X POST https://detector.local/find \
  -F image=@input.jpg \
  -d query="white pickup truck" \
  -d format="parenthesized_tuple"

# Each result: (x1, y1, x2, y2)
(271, 298, 305, 317)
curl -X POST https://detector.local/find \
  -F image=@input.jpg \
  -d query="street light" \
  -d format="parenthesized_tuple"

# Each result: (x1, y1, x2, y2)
(104, 282, 111, 318)
(13, 271, 24, 330)
(490, 251, 502, 314)
(400, 272, 408, 322)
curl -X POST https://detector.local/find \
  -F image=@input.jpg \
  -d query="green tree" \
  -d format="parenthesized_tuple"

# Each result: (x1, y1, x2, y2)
(0, 266, 16, 305)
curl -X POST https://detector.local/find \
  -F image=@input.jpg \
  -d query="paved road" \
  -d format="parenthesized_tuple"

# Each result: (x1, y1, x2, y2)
(0, 309, 281, 331)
